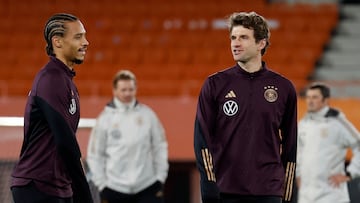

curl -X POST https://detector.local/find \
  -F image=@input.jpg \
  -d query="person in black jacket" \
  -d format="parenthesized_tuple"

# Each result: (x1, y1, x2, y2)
(194, 11, 297, 203)
(10, 13, 93, 203)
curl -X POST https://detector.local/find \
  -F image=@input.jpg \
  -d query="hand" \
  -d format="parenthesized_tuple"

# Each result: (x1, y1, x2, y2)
(328, 173, 351, 188)
(296, 177, 301, 188)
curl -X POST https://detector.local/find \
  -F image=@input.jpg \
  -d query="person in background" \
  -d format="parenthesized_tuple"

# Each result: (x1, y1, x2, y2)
(297, 82, 360, 203)
(87, 70, 169, 203)
(194, 11, 297, 203)
(10, 13, 92, 203)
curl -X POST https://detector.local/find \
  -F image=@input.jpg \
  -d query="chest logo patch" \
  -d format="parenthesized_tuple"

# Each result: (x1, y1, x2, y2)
(136, 116, 143, 126)
(320, 128, 328, 138)
(69, 98, 77, 115)
(264, 86, 278, 103)
(225, 90, 236, 98)
(223, 100, 238, 116)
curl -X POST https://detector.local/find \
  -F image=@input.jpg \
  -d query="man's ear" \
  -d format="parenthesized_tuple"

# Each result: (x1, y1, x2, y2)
(258, 39, 266, 50)
(52, 36, 62, 48)
(324, 97, 329, 104)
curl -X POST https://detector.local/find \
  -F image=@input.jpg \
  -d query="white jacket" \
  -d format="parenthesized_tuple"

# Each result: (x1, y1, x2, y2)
(297, 106, 360, 203)
(87, 98, 169, 194)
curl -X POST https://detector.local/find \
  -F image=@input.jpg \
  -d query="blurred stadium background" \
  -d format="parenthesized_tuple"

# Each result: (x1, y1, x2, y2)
(1, 0, 360, 202)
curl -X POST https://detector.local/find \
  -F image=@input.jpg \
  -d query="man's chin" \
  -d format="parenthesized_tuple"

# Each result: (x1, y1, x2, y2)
(234, 57, 246, 63)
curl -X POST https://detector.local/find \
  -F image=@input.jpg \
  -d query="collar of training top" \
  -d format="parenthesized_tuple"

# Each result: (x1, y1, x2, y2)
(50, 56, 76, 78)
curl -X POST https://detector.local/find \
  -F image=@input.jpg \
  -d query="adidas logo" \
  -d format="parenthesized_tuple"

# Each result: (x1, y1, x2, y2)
(225, 90, 236, 98)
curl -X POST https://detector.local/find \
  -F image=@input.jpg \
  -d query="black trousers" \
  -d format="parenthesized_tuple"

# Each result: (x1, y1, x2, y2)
(11, 182, 73, 203)
(100, 181, 164, 203)
(221, 194, 282, 203)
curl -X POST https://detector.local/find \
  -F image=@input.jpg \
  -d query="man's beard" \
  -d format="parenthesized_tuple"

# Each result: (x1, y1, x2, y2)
(72, 58, 84, 64)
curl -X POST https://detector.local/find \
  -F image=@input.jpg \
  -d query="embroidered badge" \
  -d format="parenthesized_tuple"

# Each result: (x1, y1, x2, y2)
(320, 128, 328, 138)
(69, 98, 76, 115)
(136, 116, 143, 126)
(223, 100, 238, 116)
(264, 86, 278, 103)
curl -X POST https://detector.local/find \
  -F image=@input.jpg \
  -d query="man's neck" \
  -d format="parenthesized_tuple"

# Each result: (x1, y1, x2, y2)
(237, 60, 262, 73)
(56, 55, 74, 70)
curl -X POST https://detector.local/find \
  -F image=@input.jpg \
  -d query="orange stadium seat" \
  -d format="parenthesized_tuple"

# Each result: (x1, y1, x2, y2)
(192, 50, 218, 66)
(4, 80, 32, 97)
(115, 48, 141, 68)
(136, 79, 184, 96)
(112, 18, 139, 33)
(135, 63, 182, 81)
(142, 48, 167, 65)
(167, 47, 192, 65)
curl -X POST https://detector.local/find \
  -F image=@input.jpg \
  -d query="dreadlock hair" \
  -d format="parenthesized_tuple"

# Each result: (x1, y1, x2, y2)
(44, 13, 78, 56)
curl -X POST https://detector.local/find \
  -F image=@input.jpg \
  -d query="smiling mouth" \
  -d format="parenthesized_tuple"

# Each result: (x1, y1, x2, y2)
(78, 49, 87, 55)
(233, 50, 242, 55)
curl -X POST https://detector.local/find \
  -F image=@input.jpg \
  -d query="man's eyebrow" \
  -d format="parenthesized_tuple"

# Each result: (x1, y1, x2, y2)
(74, 33, 85, 37)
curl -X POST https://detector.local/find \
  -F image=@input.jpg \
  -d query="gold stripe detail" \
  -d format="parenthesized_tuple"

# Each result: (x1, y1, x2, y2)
(284, 162, 296, 201)
(284, 162, 290, 201)
(201, 149, 211, 180)
(206, 149, 216, 181)
(201, 148, 216, 181)
(279, 131, 283, 155)
(205, 149, 216, 181)
(288, 162, 295, 200)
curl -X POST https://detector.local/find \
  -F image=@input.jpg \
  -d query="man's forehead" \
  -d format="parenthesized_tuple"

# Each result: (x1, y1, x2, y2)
(306, 89, 322, 96)
(64, 20, 85, 34)
(231, 26, 253, 35)
(117, 80, 135, 86)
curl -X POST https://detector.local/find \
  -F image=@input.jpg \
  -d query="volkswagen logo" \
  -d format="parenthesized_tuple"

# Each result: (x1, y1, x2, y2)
(223, 100, 238, 116)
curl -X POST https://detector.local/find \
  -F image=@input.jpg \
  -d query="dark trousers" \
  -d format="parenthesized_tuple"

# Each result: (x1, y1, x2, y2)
(221, 194, 282, 203)
(11, 182, 73, 203)
(100, 181, 164, 203)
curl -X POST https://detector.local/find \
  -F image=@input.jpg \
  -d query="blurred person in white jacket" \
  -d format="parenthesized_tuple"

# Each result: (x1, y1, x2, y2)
(87, 70, 169, 203)
(297, 82, 360, 203)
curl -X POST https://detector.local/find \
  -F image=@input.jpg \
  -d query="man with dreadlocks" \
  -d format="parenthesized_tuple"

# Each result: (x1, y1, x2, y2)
(10, 13, 92, 203)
